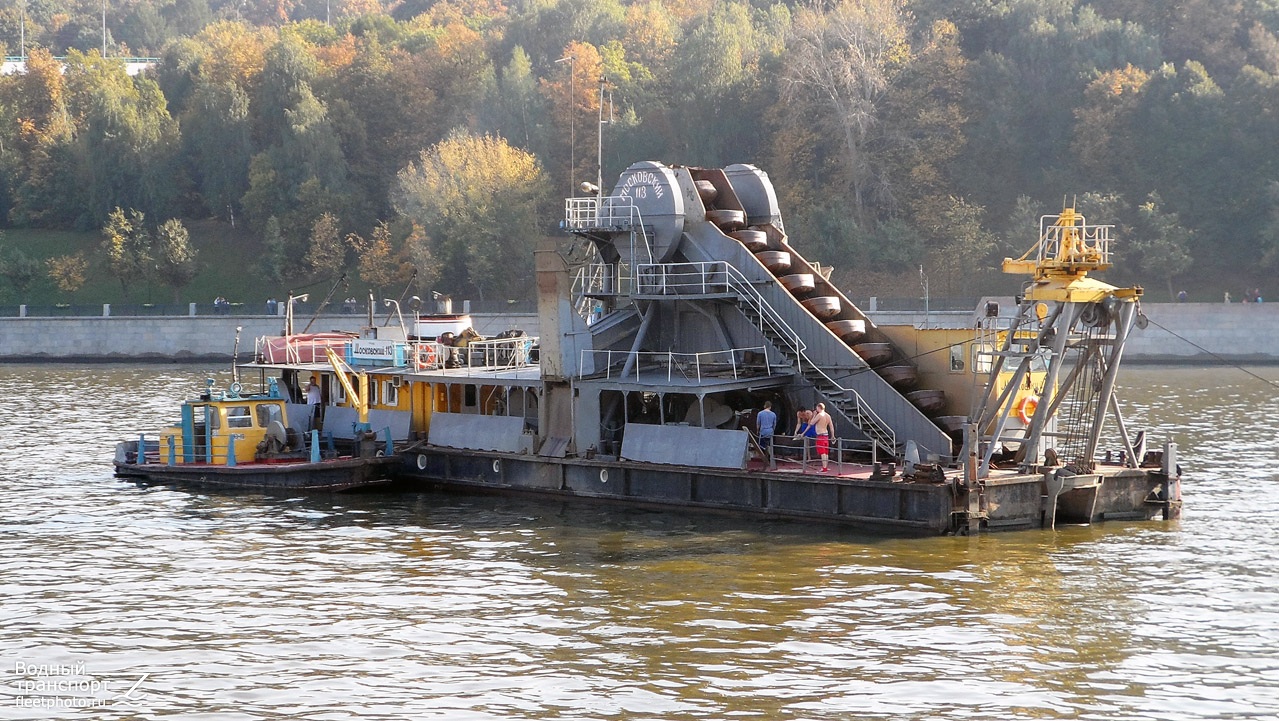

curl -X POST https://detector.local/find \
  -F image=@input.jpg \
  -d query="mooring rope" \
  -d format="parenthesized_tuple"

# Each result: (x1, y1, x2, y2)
(1142, 315, 1279, 389)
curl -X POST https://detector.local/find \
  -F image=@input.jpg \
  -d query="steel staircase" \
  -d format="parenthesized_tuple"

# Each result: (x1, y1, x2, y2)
(724, 265, 898, 457)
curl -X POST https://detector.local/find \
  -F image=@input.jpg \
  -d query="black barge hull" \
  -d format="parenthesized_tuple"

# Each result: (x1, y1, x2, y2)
(400, 447, 1180, 535)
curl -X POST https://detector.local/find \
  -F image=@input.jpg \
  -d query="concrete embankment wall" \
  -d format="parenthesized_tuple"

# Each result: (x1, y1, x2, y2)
(862, 302, 1279, 363)
(0, 304, 1274, 363)
(0, 313, 540, 362)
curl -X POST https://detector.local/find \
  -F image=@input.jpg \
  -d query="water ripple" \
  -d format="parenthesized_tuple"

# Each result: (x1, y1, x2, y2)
(0, 364, 1276, 719)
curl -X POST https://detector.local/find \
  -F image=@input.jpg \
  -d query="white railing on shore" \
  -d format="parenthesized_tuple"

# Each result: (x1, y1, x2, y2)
(579, 346, 770, 383)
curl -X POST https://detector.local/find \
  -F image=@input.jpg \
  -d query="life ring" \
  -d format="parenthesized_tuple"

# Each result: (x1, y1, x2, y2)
(1016, 395, 1039, 424)
(416, 344, 437, 369)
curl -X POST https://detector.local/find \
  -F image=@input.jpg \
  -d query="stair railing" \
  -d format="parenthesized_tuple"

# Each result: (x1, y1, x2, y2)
(650, 260, 900, 457)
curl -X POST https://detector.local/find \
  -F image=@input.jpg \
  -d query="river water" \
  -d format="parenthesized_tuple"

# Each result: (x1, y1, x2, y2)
(0, 364, 1276, 720)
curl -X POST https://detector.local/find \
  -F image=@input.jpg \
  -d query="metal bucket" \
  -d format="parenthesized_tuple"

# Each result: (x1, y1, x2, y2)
(779, 273, 816, 296)
(801, 296, 842, 320)
(706, 209, 746, 231)
(906, 389, 946, 415)
(755, 250, 791, 273)
(730, 229, 769, 252)
(877, 364, 919, 390)
(695, 179, 718, 205)
(853, 342, 894, 367)
(824, 319, 866, 343)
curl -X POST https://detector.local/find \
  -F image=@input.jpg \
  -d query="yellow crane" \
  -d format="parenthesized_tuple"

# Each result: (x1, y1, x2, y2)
(324, 347, 371, 431)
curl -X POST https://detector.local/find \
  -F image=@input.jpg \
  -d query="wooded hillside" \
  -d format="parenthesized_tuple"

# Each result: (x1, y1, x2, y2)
(3, 0, 1278, 303)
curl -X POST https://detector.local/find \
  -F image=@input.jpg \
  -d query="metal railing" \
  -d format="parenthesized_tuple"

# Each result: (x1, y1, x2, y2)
(571, 259, 895, 454)
(1038, 215, 1112, 267)
(579, 346, 770, 383)
(634, 262, 731, 295)
(573, 262, 635, 298)
(717, 262, 898, 457)
(463, 336, 539, 370)
(563, 196, 654, 263)
(765, 434, 882, 472)
(256, 334, 353, 365)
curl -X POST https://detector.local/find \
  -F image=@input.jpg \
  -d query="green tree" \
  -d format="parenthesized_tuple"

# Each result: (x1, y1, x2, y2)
(780, 0, 909, 224)
(305, 212, 346, 279)
(100, 207, 152, 298)
(354, 220, 413, 300)
(153, 218, 199, 302)
(1, 47, 78, 227)
(921, 197, 998, 296)
(0, 246, 41, 301)
(257, 215, 291, 283)
(63, 50, 184, 223)
(394, 130, 551, 300)
(1133, 192, 1194, 300)
(183, 79, 253, 220)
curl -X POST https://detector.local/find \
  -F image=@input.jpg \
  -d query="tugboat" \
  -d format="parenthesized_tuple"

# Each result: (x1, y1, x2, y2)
(114, 345, 399, 491)
(238, 161, 1180, 534)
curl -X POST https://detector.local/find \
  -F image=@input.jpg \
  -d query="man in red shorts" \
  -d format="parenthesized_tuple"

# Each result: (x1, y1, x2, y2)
(812, 402, 833, 472)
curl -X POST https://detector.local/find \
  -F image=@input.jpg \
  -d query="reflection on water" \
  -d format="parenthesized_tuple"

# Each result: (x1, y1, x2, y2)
(0, 365, 1276, 719)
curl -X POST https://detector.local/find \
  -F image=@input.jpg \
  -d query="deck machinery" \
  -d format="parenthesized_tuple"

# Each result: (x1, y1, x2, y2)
(239, 160, 1178, 533)
(564, 162, 952, 464)
(554, 161, 1179, 532)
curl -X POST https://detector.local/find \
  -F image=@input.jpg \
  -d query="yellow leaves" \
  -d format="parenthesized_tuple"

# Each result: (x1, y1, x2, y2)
(195, 21, 277, 87)
(432, 22, 484, 60)
(1073, 65, 1150, 176)
(46, 254, 88, 295)
(354, 221, 415, 290)
(624, 2, 679, 69)
(1094, 64, 1150, 99)
(313, 34, 360, 71)
(409, 131, 542, 217)
(395, 129, 548, 297)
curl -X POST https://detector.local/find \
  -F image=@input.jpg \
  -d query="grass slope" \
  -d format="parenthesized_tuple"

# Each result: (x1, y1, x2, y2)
(1, 220, 339, 308)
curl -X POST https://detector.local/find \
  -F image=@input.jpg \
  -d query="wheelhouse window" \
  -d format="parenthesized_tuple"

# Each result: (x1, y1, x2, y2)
(382, 380, 398, 406)
(256, 403, 283, 428)
(226, 405, 253, 429)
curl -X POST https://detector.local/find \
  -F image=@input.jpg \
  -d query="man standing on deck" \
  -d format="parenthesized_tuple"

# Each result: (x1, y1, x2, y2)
(812, 402, 833, 472)
(756, 401, 777, 466)
(306, 376, 322, 429)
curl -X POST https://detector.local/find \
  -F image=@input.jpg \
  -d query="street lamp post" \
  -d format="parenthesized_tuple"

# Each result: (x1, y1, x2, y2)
(596, 76, 612, 208)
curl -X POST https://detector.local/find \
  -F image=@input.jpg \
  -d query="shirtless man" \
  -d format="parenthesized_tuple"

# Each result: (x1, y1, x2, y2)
(811, 402, 833, 472)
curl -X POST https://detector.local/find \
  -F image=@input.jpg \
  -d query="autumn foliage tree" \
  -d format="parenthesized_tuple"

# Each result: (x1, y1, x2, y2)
(47, 253, 89, 297)
(394, 130, 551, 300)
(100, 207, 152, 298)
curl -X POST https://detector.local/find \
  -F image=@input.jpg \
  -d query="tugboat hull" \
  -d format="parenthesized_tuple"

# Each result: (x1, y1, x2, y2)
(114, 453, 398, 492)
